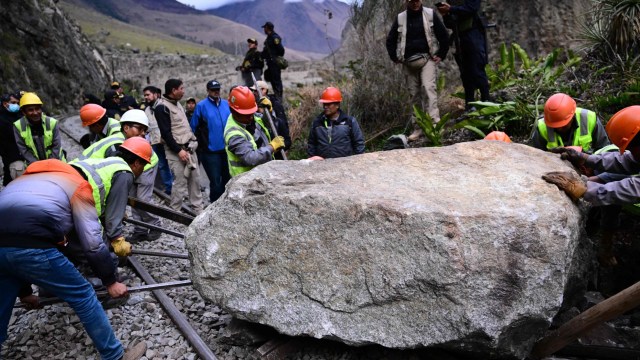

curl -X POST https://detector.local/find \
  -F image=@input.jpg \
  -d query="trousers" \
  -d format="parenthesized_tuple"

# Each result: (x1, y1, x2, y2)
(403, 58, 439, 126)
(130, 165, 162, 234)
(164, 146, 203, 214)
(0, 247, 123, 360)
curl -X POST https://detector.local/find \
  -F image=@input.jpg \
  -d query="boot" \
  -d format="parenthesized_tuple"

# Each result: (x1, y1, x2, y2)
(407, 129, 424, 142)
(122, 342, 147, 360)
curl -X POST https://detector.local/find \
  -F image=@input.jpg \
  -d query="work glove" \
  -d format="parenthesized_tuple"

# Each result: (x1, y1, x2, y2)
(111, 236, 132, 257)
(269, 136, 285, 152)
(542, 171, 587, 201)
(258, 97, 273, 111)
(550, 147, 588, 167)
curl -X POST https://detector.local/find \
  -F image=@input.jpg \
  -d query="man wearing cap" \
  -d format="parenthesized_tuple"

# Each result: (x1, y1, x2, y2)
(13, 92, 65, 174)
(155, 79, 203, 213)
(0, 92, 24, 185)
(251, 80, 288, 125)
(262, 21, 285, 100)
(386, 0, 449, 142)
(111, 81, 139, 112)
(237, 38, 264, 87)
(185, 97, 197, 122)
(190, 80, 231, 203)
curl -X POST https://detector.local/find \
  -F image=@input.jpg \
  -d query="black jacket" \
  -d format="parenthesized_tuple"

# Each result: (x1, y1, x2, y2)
(0, 106, 23, 164)
(263, 32, 285, 62)
(386, 7, 450, 62)
(307, 110, 365, 159)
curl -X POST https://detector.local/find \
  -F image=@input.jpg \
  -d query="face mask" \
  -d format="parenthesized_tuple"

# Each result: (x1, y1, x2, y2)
(8, 104, 19, 113)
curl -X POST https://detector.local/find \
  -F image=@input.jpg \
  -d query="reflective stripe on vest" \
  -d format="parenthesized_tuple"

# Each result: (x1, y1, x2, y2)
(594, 144, 620, 155)
(78, 133, 126, 161)
(14, 115, 64, 161)
(224, 115, 271, 177)
(70, 158, 132, 216)
(106, 118, 121, 136)
(79, 132, 157, 171)
(537, 108, 597, 151)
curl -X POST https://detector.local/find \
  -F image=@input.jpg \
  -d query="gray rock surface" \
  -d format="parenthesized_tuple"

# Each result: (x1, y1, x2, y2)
(186, 141, 590, 358)
(0, 0, 108, 111)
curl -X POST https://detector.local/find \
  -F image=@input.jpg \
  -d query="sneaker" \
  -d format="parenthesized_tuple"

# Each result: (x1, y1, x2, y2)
(122, 342, 147, 360)
(407, 129, 424, 142)
(147, 230, 162, 241)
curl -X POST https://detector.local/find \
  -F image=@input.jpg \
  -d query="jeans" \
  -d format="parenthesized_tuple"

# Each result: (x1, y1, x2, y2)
(153, 144, 173, 195)
(0, 247, 123, 360)
(200, 151, 230, 203)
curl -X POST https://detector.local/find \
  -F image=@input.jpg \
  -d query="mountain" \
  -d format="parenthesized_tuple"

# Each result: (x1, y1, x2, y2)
(62, 0, 321, 60)
(207, 0, 351, 54)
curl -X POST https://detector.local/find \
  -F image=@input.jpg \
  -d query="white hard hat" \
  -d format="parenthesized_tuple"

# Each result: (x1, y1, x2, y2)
(120, 109, 149, 128)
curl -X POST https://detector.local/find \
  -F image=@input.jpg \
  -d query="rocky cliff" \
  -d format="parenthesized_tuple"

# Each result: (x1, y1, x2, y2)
(0, 0, 108, 111)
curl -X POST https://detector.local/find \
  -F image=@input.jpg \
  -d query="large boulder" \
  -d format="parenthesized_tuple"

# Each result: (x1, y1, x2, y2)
(185, 141, 590, 358)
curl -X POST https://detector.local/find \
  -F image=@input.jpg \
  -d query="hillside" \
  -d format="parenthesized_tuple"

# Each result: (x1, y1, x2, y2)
(59, 1, 222, 56)
(0, 0, 108, 110)
(62, 0, 325, 60)
(208, 0, 351, 54)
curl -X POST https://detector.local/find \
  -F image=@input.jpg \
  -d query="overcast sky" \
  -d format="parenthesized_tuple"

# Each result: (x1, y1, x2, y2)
(177, 0, 353, 10)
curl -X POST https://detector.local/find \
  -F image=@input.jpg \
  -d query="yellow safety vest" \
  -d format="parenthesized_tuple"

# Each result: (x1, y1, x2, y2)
(77, 133, 158, 171)
(14, 115, 65, 162)
(537, 108, 597, 152)
(224, 115, 271, 177)
(70, 157, 132, 217)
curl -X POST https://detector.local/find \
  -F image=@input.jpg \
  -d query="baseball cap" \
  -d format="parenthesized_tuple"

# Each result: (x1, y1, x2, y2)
(250, 80, 269, 91)
(186, 97, 196, 103)
(261, 21, 274, 29)
(206, 80, 221, 90)
(247, 38, 258, 44)
(110, 81, 121, 89)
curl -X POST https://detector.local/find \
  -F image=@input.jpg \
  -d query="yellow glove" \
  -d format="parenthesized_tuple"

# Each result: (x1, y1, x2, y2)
(542, 171, 587, 201)
(111, 236, 132, 257)
(269, 136, 285, 152)
(259, 98, 273, 111)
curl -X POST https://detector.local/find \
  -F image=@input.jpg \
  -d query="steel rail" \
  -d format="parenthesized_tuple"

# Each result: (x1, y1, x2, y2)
(131, 248, 189, 259)
(123, 218, 186, 238)
(152, 187, 198, 217)
(128, 197, 194, 226)
(128, 256, 217, 360)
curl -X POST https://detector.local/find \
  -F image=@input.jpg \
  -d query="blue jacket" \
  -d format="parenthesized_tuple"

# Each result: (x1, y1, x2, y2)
(190, 97, 231, 152)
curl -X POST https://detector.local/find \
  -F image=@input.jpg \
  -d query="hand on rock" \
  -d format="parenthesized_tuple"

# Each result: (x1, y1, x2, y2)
(542, 171, 587, 201)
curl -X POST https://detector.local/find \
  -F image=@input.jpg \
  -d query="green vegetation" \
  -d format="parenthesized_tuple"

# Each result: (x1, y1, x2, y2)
(60, 3, 220, 55)
(414, 106, 451, 146)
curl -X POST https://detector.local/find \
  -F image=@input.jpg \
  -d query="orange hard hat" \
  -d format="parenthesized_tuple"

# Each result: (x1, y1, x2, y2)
(605, 105, 640, 153)
(120, 136, 152, 164)
(544, 93, 577, 128)
(80, 104, 107, 127)
(319, 87, 342, 103)
(228, 86, 257, 115)
(484, 131, 512, 143)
